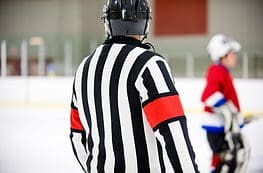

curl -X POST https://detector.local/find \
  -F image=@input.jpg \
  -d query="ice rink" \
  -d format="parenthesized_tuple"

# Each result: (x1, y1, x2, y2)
(0, 106, 263, 173)
(0, 77, 263, 172)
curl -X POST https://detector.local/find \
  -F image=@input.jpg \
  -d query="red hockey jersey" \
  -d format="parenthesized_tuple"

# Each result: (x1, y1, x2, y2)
(201, 63, 240, 113)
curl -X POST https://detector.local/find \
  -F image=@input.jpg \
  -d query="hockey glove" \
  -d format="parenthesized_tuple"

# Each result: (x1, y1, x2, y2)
(214, 101, 240, 133)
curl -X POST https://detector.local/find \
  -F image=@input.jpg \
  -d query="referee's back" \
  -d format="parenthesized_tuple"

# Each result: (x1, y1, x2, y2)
(70, 36, 199, 173)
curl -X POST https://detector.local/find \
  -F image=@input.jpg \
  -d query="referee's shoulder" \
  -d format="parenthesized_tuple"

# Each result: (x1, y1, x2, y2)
(132, 44, 165, 61)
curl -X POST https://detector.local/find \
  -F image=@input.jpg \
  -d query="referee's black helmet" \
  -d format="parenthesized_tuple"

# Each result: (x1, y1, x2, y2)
(102, 0, 151, 37)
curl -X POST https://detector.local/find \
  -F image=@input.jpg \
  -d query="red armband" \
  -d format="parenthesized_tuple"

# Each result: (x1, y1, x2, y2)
(143, 95, 184, 128)
(70, 108, 84, 131)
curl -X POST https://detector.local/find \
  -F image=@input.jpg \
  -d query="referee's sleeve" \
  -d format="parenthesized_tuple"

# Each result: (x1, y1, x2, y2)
(135, 57, 199, 172)
(70, 79, 88, 173)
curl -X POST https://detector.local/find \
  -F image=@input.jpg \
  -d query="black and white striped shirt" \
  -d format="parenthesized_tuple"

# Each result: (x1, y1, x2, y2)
(70, 36, 199, 173)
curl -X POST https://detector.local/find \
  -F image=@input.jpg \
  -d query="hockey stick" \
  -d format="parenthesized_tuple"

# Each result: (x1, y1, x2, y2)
(243, 112, 263, 124)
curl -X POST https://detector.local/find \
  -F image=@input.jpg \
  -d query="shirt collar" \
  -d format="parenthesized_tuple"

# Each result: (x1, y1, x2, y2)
(215, 62, 230, 72)
(103, 36, 151, 50)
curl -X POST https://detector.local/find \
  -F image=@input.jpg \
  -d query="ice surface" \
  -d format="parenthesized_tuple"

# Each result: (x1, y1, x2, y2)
(0, 107, 83, 173)
(0, 107, 262, 173)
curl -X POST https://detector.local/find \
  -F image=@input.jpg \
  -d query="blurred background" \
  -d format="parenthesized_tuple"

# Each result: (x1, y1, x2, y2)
(0, 0, 263, 173)
(1, 0, 263, 77)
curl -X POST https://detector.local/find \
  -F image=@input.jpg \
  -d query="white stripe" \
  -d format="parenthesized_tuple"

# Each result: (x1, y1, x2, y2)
(147, 56, 170, 94)
(162, 60, 175, 83)
(87, 45, 104, 173)
(135, 75, 149, 103)
(101, 44, 125, 172)
(142, 111, 161, 172)
(155, 130, 174, 172)
(72, 132, 88, 172)
(75, 57, 90, 136)
(205, 91, 224, 107)
(169, 121, 195, 173)
(74, 58, 90, 171)
(72, 93, 77, 107)
(135, 56, 170, 103)
(118, 47, 147, 172)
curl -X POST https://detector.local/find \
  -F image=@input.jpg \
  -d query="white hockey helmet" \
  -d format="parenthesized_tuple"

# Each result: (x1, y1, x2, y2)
(207, 34, 241, 62)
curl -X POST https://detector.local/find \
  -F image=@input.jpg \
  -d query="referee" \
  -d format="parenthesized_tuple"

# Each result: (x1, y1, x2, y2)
(69, 0, 199, 172)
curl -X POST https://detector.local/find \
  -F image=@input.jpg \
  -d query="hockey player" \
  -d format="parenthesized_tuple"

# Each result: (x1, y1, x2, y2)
(201, 34, 250, 173)
(69, 0, 199, 172)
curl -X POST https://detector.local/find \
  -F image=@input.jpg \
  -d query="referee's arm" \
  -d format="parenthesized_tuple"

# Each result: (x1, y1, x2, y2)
(70, 81, 88, 173)
(136, 57, 199, 172)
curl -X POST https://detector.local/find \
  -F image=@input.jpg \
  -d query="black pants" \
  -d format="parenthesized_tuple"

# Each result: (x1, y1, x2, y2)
(206, 132, 237, 173)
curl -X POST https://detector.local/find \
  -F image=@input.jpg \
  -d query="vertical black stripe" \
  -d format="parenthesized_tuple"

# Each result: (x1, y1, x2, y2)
(142, 67, 159, 99)
(156, 60, 177, 93)
(81, 54, 94, 172)
(179, 117, 200, 172)
(127, 51, 156, 172)
(109, 45, 135, 172)
(157, 140, 166, 173)
(94, 44, 112, 173)
(71, 98, 78, 110)
(73, 78, 77, 100)
(159, 125, 183, 173)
